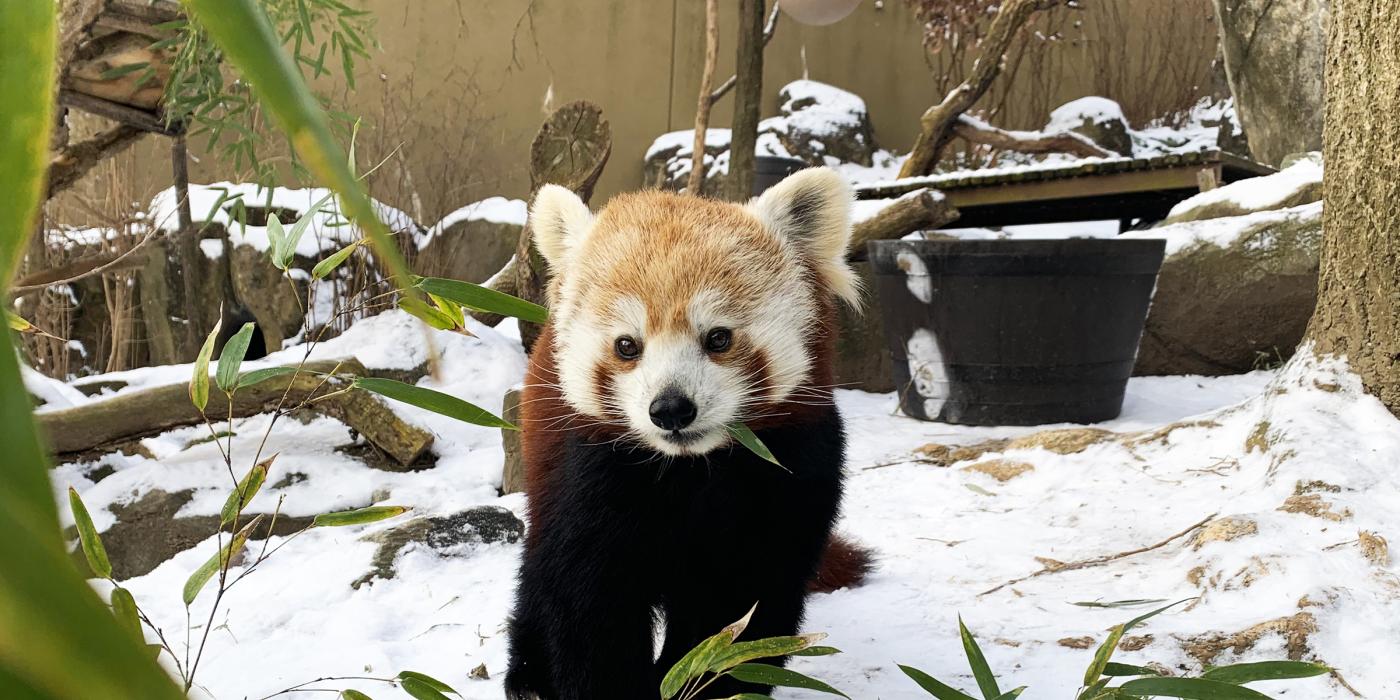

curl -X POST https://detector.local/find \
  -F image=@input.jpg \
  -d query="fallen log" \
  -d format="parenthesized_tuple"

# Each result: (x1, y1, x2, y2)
(38, 359, 434, 467)
(848, 188, 961, 260)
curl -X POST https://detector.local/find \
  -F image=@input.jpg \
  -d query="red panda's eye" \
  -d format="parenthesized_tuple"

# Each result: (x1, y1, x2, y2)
(615, 336, 641, 360)
(704, 328, 732, 353)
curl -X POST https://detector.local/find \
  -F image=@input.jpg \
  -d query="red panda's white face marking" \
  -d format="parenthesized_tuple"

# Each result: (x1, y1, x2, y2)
(530, 168, 859, 456)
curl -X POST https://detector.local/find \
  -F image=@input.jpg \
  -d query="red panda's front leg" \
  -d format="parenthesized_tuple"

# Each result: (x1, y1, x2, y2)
(505, 464, 658, 699)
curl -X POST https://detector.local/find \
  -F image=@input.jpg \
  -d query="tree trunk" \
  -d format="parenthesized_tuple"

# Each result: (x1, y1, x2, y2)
(688, 0, 720, 195)
(1305, 0, 1400, 413)
(723, 0, 765, 202)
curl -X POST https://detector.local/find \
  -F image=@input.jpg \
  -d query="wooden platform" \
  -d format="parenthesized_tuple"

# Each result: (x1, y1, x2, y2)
(855, 150, 1275, 229)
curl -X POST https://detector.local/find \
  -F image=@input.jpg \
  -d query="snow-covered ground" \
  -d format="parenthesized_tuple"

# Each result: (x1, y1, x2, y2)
(44, 309, 1399, 699)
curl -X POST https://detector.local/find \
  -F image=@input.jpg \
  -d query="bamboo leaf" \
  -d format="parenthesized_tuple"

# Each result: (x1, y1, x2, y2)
(414, 276, 548, 324)
(1103, 663, 1161, 677)
(280, 191, 334, 267)
(898, 665, 978, 700)
(1117, 677, 1273, 699)
(339, 691, 373, 700)
(707, 634, 828, 673)
(727, 663, 848, 698)
(726, 423, 782, 467)
(993, 688, 1026, 700)
(191, 319, 223, 411)
(1200, 661, 1330, 684)
(400, 678, 450, 700)
(398, 297, 459, 330)
(236, 365, 299, 389)
(958, 616, 1001, 700)
(266, 213, 287, 269)
(395, 671, 457, 695)
(791, 646, 842, 657)
(68, 488, 112, 579)
(98, 62, 149, 80)
(312, 505, 409, 528)
(215, 322, 256, 393)
(182, 515, 263, 606)
(5, 310, 31, 331)
(352, 377, 515, 430)
(219, 455, 275, 527)
(109, 587, 143, 641)
(661, 604, 755, 699)
(1082, 624, 1126, 688)
(311, 240, 359, 278)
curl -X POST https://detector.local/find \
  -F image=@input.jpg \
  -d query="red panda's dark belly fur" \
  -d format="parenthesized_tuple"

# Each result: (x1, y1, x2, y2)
(506, 324, 851, 699)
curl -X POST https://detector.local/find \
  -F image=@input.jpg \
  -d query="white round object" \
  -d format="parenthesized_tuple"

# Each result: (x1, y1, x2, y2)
(779, 0, 863, 26)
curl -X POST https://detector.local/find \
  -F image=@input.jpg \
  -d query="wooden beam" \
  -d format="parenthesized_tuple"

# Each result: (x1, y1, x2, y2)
(59, 89, 180, 136)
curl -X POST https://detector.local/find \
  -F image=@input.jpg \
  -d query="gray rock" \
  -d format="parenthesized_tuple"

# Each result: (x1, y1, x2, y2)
(1046, 97, 1134, 156)
(1212, 0, 1327, 166)
(1133, 203, 1322, 376)
(416, 202, 524, 284)
(764, 80, 877, 166)
(354, 506, 525, 588)
(67, 489, 315, 580)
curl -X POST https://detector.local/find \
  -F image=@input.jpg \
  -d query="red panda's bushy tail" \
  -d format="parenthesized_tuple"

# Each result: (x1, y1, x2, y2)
(808, 534, 874, 593)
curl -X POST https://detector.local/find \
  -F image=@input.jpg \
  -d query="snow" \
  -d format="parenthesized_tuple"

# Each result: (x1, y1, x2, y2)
(1124, 202, 1322, 257)
(49, 304, 1400, 699)
(416, 197, 529, 251)
(1045, 96, 1128, 133)
(148, 183, 420, 259)
(1168, 156, 1323, 219)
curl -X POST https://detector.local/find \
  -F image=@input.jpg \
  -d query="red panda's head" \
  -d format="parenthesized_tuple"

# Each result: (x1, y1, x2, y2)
(530, 168, 860, 456)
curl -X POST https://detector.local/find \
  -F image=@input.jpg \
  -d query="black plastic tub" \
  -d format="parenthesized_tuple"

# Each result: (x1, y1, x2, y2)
(867, 238, 1166, 426)
(752, 156, 809, 195)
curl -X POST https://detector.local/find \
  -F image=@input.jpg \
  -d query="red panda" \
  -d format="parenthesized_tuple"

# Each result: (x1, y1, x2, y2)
(505, 168, 872, 699)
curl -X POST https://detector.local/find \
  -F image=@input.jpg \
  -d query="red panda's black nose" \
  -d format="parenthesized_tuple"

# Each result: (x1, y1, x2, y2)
(649, 392, 697, 431)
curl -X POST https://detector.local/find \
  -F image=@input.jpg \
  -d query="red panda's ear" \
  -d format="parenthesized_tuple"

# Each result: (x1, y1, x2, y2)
(747, 168, 862, 308)
(529, 185, 595, 271)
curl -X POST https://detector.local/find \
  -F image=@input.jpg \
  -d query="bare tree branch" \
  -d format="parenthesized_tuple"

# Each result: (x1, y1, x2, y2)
(898, 0, 1065, 178)
(848, 188, 961, 258)
(45, 123, 148, 198)
(952, 114, 1112, 158)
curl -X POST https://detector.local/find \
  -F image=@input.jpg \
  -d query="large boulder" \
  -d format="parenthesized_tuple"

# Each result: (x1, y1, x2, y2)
(416, 197, 527, 283)
(1212, 0, 1327, 166)
(1128, 202, 1323, 375)
(354, 506, 525, 587)
(641, 79, 878, 192)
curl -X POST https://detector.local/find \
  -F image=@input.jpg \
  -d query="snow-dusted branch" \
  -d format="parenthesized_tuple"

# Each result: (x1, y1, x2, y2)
(952, 114, 1112, 158)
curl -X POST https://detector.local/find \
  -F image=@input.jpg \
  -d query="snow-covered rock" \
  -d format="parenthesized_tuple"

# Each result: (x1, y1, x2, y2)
(1126, 201, 1323, 375)
(1046, 96, 1134, 156)
(415, 197, 527, 284)
(1164, 154, 1323, 224)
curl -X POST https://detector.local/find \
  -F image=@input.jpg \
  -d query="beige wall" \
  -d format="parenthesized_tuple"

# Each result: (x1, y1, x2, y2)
(63, 1, 1218, 227)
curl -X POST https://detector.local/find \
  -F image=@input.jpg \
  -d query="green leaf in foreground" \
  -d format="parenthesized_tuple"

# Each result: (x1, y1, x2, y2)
(1118, 677, 1273, 699)
(958, 615, 1000, 699)
(220, 455, 275, 527)
(215, 322, 257, 393)
(661, 604, 755, 699)
(707, 634, 828, 673)
(415, 276, 548, 324)
(898, 665, 978, 700)
(279, 192, 334, 268)
(110, 587, 143, 642)
(792, 646, 842, 657)
(182, 514, 264, 606)
(727, 423, 782, 467)
(1103, 662, 1161, 677)
(727, 663, 847, 698)
(399, 297, 459, 331)
(266, 213, 288, 269)
(1084, 598, 1194, 687)
(5, 310, 31, 331)
(191, 319, 223, 411)
(400, 677, 451, 700)
(236, 365, 299, 389)
(353, 377, 515, 430)
(396, 671, 457, 695)
(312, 239, 360, 279)
(340, 691, 374, 700)
(312, 505, 409, 528)
(68, 487, 112, 579)
(1200, 661, 1330, 684)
